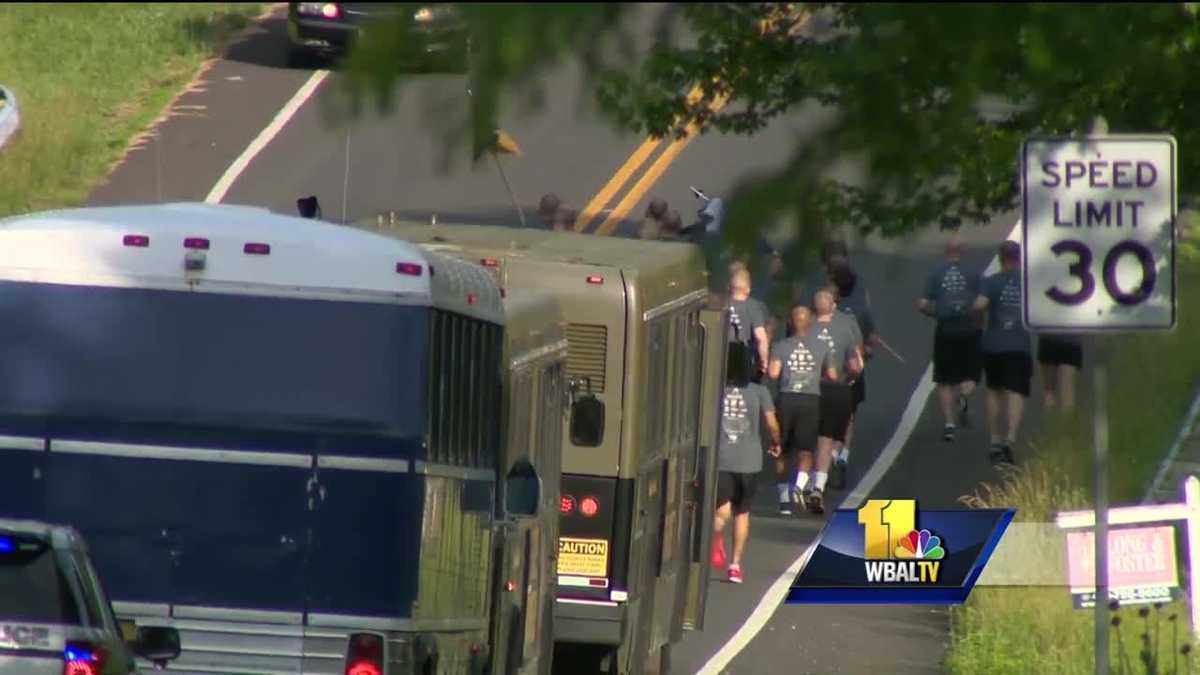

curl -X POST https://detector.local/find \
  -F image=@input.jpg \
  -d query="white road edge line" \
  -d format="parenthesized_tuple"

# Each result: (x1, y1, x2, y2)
(693, 220, 1023, 675)
(204, 69, 331, 204)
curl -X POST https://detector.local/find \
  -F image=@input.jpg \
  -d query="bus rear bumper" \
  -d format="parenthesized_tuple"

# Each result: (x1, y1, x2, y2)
(553, 599, 624, 646)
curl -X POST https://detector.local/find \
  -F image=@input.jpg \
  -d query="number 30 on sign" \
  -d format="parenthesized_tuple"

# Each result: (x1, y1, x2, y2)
(1021, 135, 1177, 331)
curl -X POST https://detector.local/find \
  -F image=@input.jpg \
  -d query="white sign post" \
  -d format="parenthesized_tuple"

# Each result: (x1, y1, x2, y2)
(1023, 132, 1178, 675)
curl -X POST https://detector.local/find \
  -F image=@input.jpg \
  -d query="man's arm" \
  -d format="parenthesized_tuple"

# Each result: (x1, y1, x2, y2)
(768, 358, 783, 380)
(764, 409, 782, 456)
(973, 294, 989, 312)
(753, 325, 770, 372)
(917, 298, 937, 317)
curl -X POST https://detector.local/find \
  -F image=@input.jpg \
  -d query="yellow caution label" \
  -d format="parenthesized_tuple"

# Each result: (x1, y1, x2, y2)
(557, 537, 609, 577)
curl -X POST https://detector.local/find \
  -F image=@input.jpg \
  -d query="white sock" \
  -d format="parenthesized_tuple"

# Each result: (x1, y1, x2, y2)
(814, 472, 829, 491)
(794, 471, 810, 491)
(838, 447, 850, 463)
(777, 483, 789, 503)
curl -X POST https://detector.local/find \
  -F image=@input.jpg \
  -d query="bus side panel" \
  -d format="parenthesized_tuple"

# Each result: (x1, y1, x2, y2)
(683, 306, 729, 632)
(306, 469, 423, 617)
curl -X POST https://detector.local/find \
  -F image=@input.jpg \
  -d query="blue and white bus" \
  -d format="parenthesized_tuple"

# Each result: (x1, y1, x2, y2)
(0, 203, 557, 674)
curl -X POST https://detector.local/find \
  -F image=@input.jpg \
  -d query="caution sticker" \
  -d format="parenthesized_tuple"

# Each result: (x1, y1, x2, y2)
(557, 537, 609, 577)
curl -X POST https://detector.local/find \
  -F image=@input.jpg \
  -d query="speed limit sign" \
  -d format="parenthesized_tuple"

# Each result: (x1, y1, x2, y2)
(1022, 135, 1177, 331)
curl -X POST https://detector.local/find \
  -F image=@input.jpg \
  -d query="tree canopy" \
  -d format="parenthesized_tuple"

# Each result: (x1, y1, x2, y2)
(339, 3, 1200, 253)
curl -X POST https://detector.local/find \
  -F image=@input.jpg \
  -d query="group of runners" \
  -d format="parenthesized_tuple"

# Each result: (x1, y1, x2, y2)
(708, 233, 1083, 584)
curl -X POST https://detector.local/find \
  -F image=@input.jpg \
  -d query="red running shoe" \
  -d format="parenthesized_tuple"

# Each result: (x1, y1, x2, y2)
(728, 565, 743, 584)
(711, 536, 726, 570)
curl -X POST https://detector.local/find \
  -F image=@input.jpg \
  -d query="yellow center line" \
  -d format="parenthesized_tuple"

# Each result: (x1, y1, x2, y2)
(591, 92, 730, 237)
(572, 84, 708, 232)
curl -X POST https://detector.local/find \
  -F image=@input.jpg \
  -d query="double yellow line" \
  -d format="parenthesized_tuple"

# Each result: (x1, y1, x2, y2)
(573, 6, 806, 237)
(574, 84, 730, 236)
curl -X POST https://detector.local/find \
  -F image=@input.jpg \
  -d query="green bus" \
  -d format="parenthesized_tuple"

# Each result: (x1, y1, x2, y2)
(360, 220, 729, 675)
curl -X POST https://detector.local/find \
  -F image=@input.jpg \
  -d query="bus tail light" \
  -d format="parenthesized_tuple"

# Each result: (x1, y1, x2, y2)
(580, 496, 600, 517)
(64, 642, 105, 675)
(244, 243, 271, 255)
(123, 235, 149, 248)
(183, 237, 210, 250)
(586, 275, 604, 285)
(395, 262, 423, 276)
(344, 633, 383, 675)
(480, 258, 499, 267)
(560, 495, 576, 515)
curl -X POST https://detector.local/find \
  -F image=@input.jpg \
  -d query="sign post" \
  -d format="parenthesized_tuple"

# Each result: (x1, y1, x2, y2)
(1023, 126, 1177, 675)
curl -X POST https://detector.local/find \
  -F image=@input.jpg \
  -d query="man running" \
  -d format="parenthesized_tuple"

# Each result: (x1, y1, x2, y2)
(829, 262, 879, 489)
(918, 234, 982, 442)
(712, 344, 781, 583)
(973, 241, 1031, 465)
(1037, 333, 1082, 410)
(728, 267, 771, 380)
(769, 305, 836, 514)
(807, 285, 864, 513)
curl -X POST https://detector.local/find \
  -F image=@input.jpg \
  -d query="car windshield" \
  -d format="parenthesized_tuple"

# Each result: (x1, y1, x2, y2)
(0, 543, 81, 625)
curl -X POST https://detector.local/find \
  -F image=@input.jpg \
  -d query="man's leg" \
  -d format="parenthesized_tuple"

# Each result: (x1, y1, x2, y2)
(795, 450, 814, 492)
(775, 453, 793, 513)
(714, 502, 731, 534)
(1005, 390, 1025, 446)
(986, 387, 1004, 446)
(712, 501, 731, 569)
(1059, 365, 1077, 411)
(1041, 362, 1058, 409)
(731, 512, 750, 567)
(937, 384, 956, 427)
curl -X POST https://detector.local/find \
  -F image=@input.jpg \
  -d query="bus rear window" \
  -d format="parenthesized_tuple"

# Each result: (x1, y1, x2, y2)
(0, 545, 81, 625)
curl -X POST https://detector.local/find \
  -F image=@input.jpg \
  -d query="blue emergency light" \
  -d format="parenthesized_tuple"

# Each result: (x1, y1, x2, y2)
(0, 536, 13, 553)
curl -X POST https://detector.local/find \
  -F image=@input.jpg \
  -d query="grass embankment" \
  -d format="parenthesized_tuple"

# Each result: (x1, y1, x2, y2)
(947, 254, 1200, 674)
(0, 3, 268, 218)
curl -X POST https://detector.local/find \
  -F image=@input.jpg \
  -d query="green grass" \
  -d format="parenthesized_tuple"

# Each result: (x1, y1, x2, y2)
(947, 262, 1200, 674)
(0, 3, 268, 218)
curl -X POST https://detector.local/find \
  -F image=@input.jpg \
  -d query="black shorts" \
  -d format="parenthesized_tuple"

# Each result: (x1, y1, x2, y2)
(983, 352, 1033, 397)
(851, 373, 866, 411)
(716, 472, 758, 515)
(777, 392, 820, 454)
(1038, 337, 1083, 369)
(933, 329, 982, 385)
(818, 382, 854, 442)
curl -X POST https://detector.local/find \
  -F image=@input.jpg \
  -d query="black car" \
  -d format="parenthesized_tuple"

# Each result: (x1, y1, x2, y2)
(286, 2, 469, 68)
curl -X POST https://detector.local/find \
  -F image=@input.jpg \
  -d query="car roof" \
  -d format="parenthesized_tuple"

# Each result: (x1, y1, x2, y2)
(0, 518, 85, 551)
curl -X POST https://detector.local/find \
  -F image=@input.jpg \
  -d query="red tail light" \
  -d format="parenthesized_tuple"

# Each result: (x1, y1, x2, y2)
(580, 496, 600, 517)
(244, 242, 271, 255)
(560, 495, 576, 515)
(123, 235, 149, 247)
(586, 275, 604, 285)
(395, 262, 423, 276)
(344, 633, 383, 675)
(184, 237, 210, 250)
(64, 643, 105, 675)
(467, 293, 477, 305)
(321, 3, 340, 19)
(480, 258, 499, 268)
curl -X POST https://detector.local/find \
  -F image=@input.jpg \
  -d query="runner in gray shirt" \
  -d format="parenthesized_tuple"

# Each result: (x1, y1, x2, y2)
(768, 306, 836, 515)
(973, 241, 1031, 466)
(728, 267, 770, 379)
(712, 347, 780, 584)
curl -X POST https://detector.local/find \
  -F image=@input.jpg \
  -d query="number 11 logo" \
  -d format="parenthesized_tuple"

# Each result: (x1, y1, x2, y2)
(858, 499, 917, 560)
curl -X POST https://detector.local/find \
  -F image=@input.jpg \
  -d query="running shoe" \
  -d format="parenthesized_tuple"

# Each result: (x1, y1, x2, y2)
(806, 488, 825, 515)
(779, 501, 793, 516)
(958, 394, 970, 428)
(943, 424, 956, 442)
(728, 565, 743, 584)
(832, 459, 848, 490)
(711, 536, 726, 570)
(1001, 443, 1016, 465)
(988, 442, 1011, 467)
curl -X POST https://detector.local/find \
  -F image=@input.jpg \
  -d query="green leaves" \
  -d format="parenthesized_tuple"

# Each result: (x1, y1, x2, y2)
(339, 2, 1200, 250)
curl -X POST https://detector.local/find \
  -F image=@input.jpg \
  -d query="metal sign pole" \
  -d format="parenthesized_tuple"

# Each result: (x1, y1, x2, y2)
(1093, 338, 1109, 675)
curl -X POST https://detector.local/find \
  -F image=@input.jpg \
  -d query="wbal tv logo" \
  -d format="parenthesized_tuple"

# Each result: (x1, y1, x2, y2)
(858, 499, 945, 584)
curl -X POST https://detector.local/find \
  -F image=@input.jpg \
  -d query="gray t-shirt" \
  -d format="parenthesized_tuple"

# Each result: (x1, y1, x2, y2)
(924, 262, 980, 335)
(729, 297, 768, 345)
(717, 382, 775, 473)
(837, 287, 875, 341)
(771, 335, 833, 394)
(809, 313, 862, 381)
(980, 270, 1031, 354)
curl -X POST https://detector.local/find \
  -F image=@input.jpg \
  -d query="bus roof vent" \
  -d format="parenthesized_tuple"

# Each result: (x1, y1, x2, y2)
(565, 323, 607, 393)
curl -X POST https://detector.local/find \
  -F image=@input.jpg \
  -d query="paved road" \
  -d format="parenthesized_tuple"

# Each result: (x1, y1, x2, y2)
(90, 7, 1044, 674)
